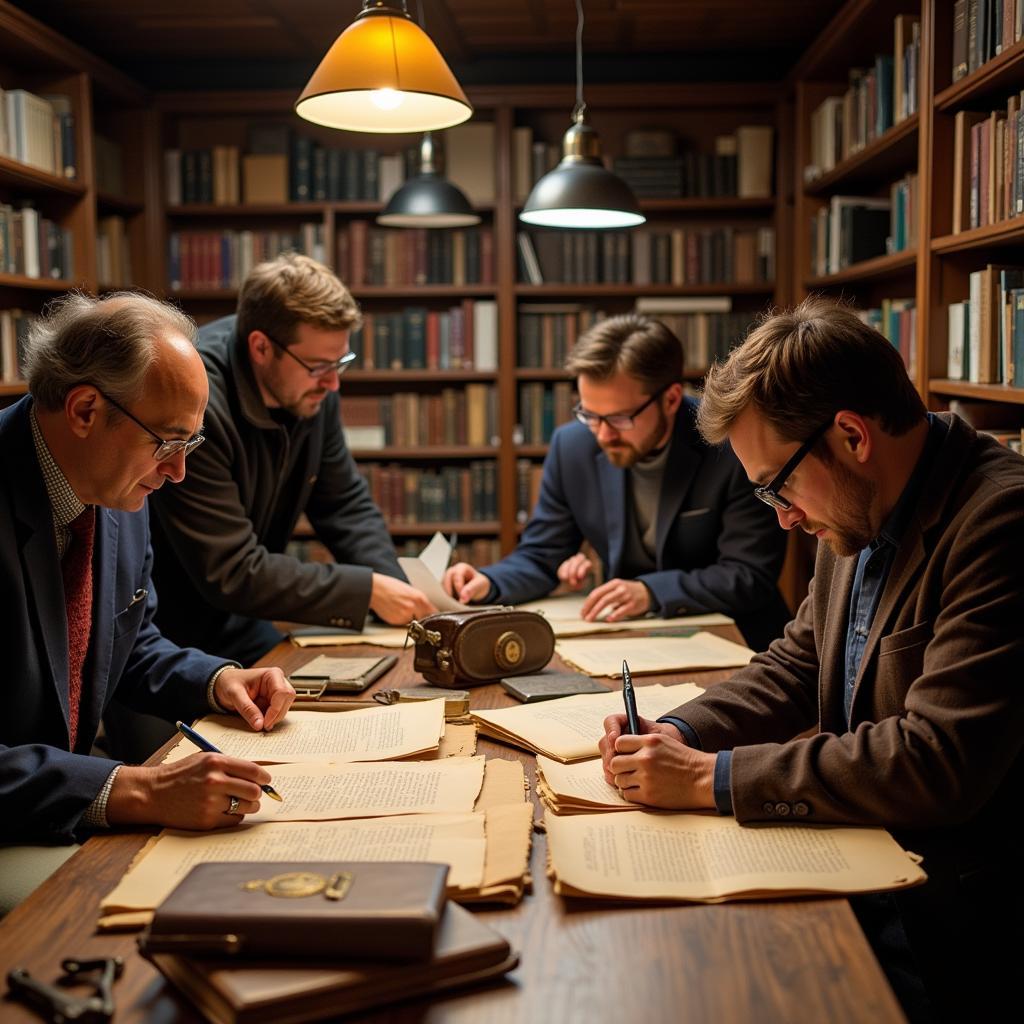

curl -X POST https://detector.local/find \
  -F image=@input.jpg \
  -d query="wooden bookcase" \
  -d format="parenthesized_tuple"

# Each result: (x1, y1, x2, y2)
(790, 0, 924, 378)
(922, 0, 1024, 410)
(0, 2, 155, 399)
(153, 84, 787, 568)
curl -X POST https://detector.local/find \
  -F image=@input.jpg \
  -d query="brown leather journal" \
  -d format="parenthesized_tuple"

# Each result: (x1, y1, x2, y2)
(145, 902, 517, 1024)
(138, 861, 448, 961)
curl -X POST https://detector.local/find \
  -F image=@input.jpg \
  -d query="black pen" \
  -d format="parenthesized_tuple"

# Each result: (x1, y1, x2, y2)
(621, 660, 640, 735)
(175, 720, 283, 801)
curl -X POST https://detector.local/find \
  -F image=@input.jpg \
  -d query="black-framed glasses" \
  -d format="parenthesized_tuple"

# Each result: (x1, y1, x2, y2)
(264, 333, 357, 379)
(572, 386, 667, 432)
(754, 419, 833, 511)
(97, 388, 205, 462)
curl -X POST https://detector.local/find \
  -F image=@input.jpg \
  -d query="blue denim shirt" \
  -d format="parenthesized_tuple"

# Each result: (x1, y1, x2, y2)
(661, 415, 945, 815)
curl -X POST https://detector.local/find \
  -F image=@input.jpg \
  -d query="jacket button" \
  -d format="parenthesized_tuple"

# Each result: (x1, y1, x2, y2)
(794, 802, 809, 817)
(329, 618, 341, 626)
(774, 802, 791, 816)
(762, 802, 775, 815)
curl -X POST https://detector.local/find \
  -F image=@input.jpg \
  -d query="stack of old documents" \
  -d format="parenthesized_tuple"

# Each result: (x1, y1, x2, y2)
(98, 701, 532, 931)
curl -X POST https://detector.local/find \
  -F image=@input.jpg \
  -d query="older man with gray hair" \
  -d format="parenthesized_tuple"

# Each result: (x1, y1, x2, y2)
(0, 291, 294, 916)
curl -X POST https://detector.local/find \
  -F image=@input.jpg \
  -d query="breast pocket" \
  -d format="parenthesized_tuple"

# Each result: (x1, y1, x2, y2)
(113, 587, 149, 639)
(671, 508, 716, 564)
(874, 620, 932, 709)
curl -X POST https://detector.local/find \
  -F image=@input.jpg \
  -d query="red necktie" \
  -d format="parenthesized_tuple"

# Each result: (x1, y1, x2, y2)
(62, 506, 95, 750)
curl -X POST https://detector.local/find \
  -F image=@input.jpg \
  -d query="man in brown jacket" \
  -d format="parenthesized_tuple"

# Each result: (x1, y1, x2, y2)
(600, 298, 1023, 1021)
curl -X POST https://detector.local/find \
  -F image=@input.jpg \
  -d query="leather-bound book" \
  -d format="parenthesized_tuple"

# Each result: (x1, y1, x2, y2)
(139, 861, 448, 961)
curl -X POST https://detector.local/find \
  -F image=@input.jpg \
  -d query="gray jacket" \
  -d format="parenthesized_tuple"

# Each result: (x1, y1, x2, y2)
(150, 315, 403, 664)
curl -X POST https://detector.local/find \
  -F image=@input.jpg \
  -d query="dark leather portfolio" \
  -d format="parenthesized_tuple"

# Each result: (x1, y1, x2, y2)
(145, 902, 517, 1024)
(138, 861, 448, 961)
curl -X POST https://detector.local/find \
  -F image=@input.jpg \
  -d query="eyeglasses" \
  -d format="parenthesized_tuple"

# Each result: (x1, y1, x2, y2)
(264, 333, 357, 379)
(97, 388, 205, 462)
(572, 386, 667, 432)
(753, 419, 833, 511)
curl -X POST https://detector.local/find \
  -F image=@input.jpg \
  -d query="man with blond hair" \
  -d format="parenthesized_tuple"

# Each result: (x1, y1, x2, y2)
(150, 253, 434, 666)
(0, 292, 295, 914)
(444, 313, 789, 652)
(600, 297, 1023, 1019)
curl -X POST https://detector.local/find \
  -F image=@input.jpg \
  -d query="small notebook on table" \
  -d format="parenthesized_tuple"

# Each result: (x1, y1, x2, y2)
(500, 671, 611, 703)
(289, 654, 397, 697)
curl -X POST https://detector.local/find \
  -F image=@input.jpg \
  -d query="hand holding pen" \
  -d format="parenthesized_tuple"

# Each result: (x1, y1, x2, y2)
(176, 721, 283, 803)
(621, 660, 640, 735)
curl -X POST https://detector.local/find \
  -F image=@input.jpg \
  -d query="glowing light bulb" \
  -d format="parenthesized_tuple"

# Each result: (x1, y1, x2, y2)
(371, 89, 403, 110)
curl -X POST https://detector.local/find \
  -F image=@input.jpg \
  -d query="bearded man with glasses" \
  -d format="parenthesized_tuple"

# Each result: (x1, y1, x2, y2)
(599, 297, 1024, 1021)
(148, 253, 435, 670)
(0, 292, 295, 915)
(443, 313, 790, 652)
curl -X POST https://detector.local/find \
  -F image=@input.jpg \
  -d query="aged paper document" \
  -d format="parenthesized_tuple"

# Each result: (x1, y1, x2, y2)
(164, 702, 445, 764)
(101, 814, 487, 920)
(546, 811, 926, 902)
(472, 682, 704, 762)
(556, 632, 754, 676)
(246, 756, 486, 823)
(518, 594, 733, 637)
(536, 754, 635, 814)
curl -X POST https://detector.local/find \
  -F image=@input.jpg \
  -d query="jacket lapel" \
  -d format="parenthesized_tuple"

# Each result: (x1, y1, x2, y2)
(596, 452, 627, 575)
(848, 415, 972, 716)
(818, 551, 856, 734)
(655, 413, 702, 565)
(7, 400, 70, 731)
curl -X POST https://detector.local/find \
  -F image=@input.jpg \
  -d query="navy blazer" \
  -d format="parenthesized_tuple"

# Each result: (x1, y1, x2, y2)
(483, 398, 791, 650)
(0, 397, 222, 843)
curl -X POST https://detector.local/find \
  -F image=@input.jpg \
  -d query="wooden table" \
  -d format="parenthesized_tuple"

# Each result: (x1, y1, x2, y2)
(0, 630, 906, 1023)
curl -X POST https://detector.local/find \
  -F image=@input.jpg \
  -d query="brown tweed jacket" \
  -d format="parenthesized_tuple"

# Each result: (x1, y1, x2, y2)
(672, 413, 1024, 858)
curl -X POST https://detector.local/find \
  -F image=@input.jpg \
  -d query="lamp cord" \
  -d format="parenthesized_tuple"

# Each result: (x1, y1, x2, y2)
(572, 0, 586, 122)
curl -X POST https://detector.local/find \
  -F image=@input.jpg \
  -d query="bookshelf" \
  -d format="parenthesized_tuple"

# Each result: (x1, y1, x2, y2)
(791, 0, 923, 382)
(0, 2, 154, 395)
(151, 83, 786, 567)
(921, 0, 1024, 410)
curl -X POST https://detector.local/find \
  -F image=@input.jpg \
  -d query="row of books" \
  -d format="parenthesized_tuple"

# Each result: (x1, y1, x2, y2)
(952, 0, 1024, 82)
(609, 126, 774, 200)
(809, 190, 914, 278)
(164, 120, 500, 207)
(0, 87, 75, 179)
(516, 382, 574, 445)
(804, 15, 919, 182)
(96, 216, 132, 288)
(336, 223, 494, 289)
(350, 302, 498, 372)
(947, 265, 1024, 385)
(0, 204, 74, 281)
(165, 144, 405, 206)
(341, 386, 499, 450)
(951, 93, 1024, 235)
(517, 226, 775, 286)
(517, 306, 606, 368)
(858, 299, 917, 378)
(633, 297, 755, 370)
(167, 226, 325, 291)
(356, 462, 498, 524)
(0, 307, 32, 383)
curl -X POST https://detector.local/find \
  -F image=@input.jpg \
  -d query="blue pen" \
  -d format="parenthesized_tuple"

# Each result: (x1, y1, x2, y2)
(175, 720, 283, 802)
(621, 660, 640, 735)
